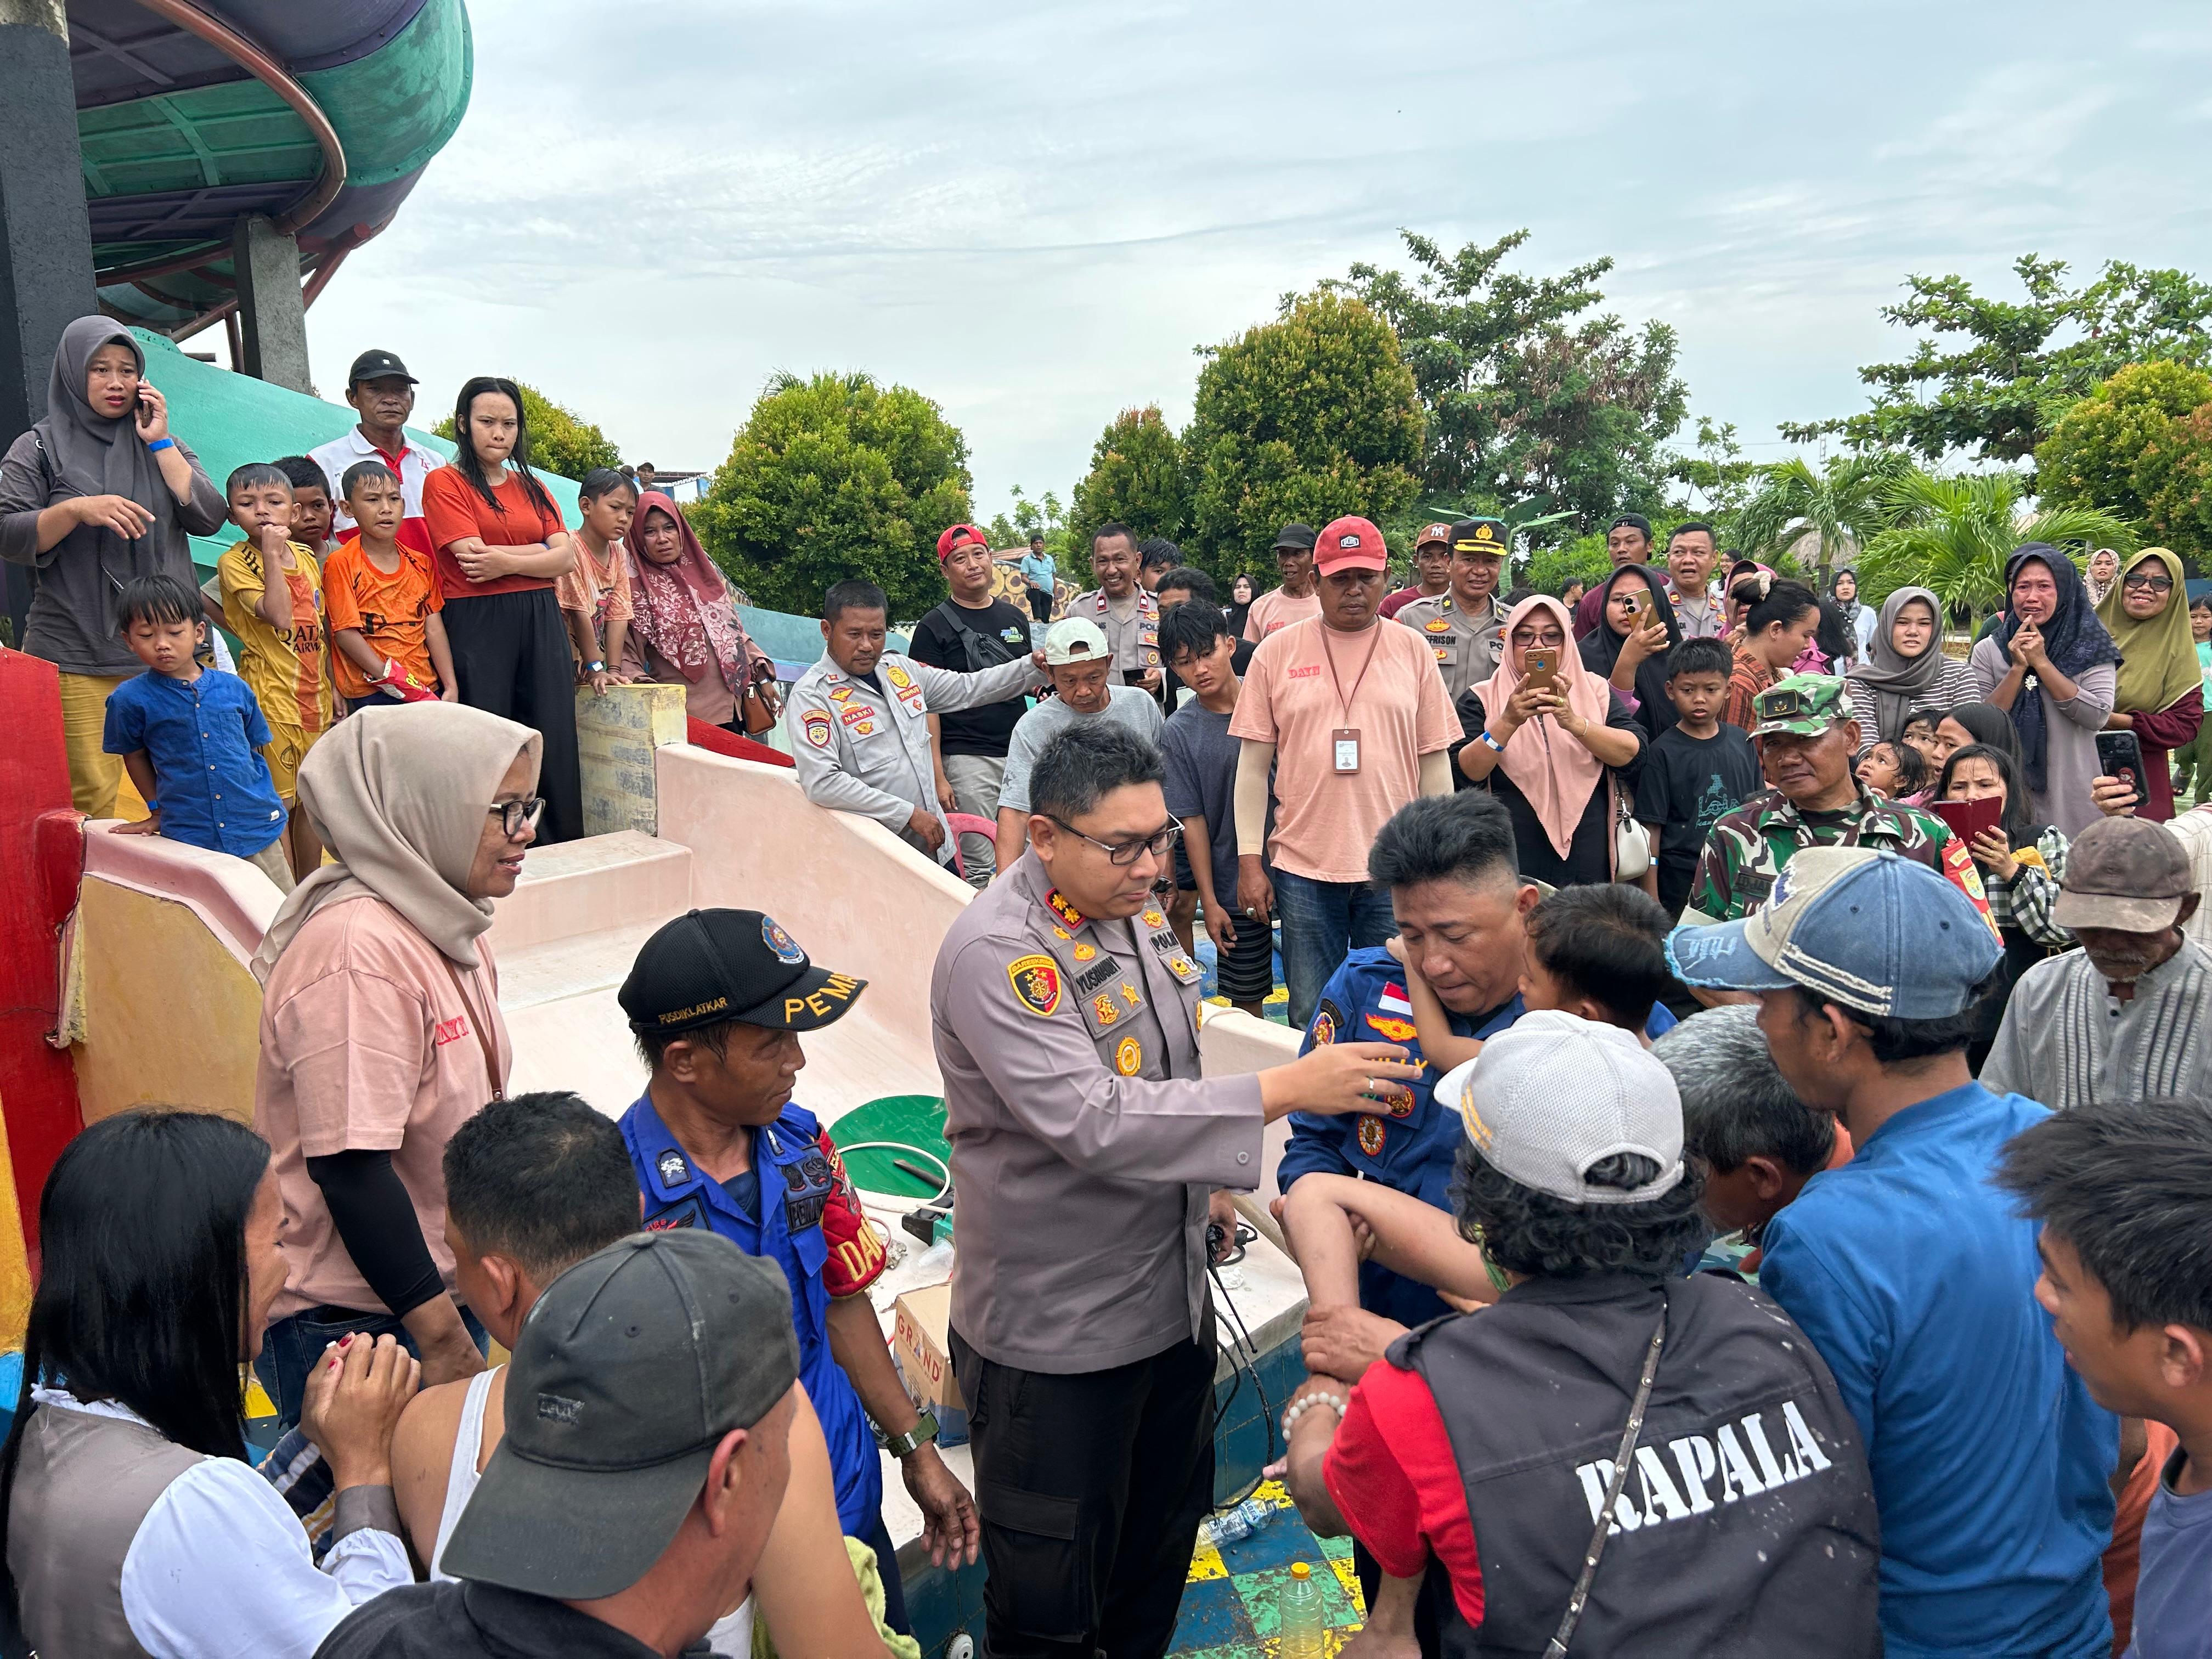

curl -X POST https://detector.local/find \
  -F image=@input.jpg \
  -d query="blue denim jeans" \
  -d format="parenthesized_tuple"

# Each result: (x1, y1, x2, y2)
(254, 1304, 488, 1433)
(1273, 868, 1397, 1029)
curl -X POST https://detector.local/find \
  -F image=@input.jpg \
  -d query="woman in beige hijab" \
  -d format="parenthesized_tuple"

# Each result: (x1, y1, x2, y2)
(250, 702, 541, 1430)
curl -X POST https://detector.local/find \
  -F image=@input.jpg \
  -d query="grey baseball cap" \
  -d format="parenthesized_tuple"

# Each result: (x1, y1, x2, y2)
(440, 1231, 800, 1599)
(1434, 1009, 1685, 1205)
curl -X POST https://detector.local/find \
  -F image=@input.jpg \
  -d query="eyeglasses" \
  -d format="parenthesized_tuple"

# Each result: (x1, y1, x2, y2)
(2123, 572, 2175, 593)
(1047, 817, 1182, 866)
(488, 797, 546, 837)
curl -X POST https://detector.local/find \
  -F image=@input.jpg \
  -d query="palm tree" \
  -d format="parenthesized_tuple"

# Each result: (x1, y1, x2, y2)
(1855, 471, 2137, 624)
(1733, 453, 1915, 580)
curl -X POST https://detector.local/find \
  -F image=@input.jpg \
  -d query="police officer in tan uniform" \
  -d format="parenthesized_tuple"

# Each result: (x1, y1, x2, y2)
(1069, 521, 1163, 694)
(786, 578, 1043, 866)
(931, 720, 1419, 1659)
(1395, 515, 1511, 699)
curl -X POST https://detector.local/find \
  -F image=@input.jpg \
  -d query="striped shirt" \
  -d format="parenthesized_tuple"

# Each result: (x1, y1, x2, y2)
(1849, 658, 1980, 749)
(1983, 937, 2212, 1111)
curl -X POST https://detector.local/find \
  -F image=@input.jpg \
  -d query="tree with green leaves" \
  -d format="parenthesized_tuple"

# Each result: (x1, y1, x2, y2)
(1783, 256, 2212, 465)
(1064, 405, 1189, 562)
(690, 370, 972, 620)
(1855, 470, 2136, 623)
(984, 485, 1066, 555)
(2037, 360, 2212, 565)
(1184, 289, 1423, 574)
(1322, 229, 1687, 541)
(433, 382, 620, 481)
(1732, 452, 1914, 581)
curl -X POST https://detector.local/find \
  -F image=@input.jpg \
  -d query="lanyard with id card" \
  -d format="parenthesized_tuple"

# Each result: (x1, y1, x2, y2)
(1321, 626, 1383, 775)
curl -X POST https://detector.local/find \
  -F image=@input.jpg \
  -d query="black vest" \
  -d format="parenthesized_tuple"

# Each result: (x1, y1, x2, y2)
(1395, 1271, 1882, 1657)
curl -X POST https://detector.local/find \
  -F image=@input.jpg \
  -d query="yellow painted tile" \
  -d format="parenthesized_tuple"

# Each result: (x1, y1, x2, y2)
(1186, 1539, 1227, 1582)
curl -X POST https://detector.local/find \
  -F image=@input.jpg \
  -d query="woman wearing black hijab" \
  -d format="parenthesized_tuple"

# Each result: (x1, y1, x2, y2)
(1581, 561, 1684, 738)
(1968, 544, 2121, 836)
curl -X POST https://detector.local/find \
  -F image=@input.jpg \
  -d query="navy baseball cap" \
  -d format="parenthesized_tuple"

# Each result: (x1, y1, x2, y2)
(1665, 847, 1999, 1018)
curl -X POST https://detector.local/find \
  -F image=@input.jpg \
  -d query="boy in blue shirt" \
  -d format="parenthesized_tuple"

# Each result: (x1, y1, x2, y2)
(1671, 847, 2119, 1659)
(101, 573, 293, 891)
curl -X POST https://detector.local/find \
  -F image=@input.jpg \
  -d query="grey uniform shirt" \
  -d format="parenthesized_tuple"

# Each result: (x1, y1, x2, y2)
(998, 685, 1166, 815)
(785, 648, 1041, 857)
(1395, 590, 1505, 702)
(1069, 586, 1160, 677)
(933, 851, 1263, 1372)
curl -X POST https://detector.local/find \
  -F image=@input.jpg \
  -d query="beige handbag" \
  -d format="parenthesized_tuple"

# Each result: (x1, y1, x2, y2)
(1612, 775, 1652, 883)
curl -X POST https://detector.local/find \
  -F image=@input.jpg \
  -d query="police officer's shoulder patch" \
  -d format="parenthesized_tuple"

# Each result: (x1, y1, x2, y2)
(1007, 953, 1062, 1017)
(1311, 998, 1343, 1046)
(802, 710, 832, 748)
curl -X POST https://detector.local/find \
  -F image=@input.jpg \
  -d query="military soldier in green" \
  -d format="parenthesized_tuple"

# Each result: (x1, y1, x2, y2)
(1395, 516, 1510, 699)
(1680, 674, 1994, 933)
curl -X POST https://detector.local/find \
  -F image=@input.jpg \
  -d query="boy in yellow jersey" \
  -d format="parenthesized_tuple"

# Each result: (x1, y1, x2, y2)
(217, 461, 335, 878)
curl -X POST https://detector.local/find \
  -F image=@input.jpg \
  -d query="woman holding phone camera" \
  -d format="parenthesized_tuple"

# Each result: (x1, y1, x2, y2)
(2093, 545, 2201, 822)
(1579, 561, 1683, 738)
(1454, 594, 1644, 887)
(1932, 741, 2071, 1064)
(0, 317, 226, 817)
(1971, 544, 2119, 836)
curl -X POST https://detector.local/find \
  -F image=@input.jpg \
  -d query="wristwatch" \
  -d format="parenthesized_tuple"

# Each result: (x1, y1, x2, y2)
(885, 1409, 940, 1459)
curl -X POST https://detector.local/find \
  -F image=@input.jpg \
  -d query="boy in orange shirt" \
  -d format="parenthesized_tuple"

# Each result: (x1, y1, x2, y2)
(323, 460, 457, 708)
(217, 461, 335, 877)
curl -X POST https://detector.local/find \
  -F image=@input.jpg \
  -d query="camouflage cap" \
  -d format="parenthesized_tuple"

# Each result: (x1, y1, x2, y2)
(1751, 673, 1855, 739)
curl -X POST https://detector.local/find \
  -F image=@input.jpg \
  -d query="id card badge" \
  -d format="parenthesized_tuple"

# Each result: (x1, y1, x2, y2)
(1333, 728, 1361, 774)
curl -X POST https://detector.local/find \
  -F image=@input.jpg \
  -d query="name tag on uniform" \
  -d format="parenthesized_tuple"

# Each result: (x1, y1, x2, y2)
(1333, 729, 1360, 774)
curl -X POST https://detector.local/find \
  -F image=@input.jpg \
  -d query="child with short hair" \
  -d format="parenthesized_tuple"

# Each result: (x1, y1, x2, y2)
(216, 461, 334, 877)
(557, 466, 639, 695)
(1857, 737, 1929, 800)
(1899, 709, 1944, 786)
(274, 455, 335, 555)
(1636, 636, 1763, 918)
(322, 459, 456, 707)
(101, 573, 294, 891)
(1994, 1098, 2212, 1658)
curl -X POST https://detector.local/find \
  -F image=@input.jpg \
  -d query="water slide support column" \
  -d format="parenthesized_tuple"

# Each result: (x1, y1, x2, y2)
(232, 213, 314, 393)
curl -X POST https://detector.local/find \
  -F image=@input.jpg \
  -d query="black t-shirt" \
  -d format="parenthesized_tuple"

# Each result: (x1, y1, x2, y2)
(1636, 723, 1764, 890)
(906, 598, 1035, 757)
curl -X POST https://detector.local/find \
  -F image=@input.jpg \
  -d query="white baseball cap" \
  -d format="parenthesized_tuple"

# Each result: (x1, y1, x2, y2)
(1042, 616, 1110, 666)
(1436, 1010, 1684, 1205)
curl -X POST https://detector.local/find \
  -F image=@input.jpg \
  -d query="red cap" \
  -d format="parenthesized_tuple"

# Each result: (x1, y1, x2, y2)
(1315, 515, 1388, 575)
(936, 522, 988, 560)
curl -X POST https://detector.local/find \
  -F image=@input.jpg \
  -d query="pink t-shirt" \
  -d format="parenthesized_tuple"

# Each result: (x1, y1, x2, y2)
(255, 894, 511, 1320)
(1243, 586, 1323, 642)
(1229, 616, 1459, 883)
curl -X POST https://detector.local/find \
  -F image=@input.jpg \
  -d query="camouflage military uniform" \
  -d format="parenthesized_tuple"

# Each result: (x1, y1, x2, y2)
(1680, 783, 1992, 928)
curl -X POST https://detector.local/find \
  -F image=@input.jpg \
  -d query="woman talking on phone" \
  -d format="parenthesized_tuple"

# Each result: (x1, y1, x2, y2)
(1453, 593, 1644, 887)
(1970, 544, 2119, 836)
(0, 317, 226, 817)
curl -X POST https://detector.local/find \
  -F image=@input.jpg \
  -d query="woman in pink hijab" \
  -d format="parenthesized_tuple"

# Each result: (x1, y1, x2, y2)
(619, 492, 776, 729)
(1452, 594, 1645, 887)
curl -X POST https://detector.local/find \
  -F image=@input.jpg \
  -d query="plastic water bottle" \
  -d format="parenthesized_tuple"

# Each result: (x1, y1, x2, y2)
(1199, 1497, 1271, 1548)
(1279, 1561, 1327, 1657)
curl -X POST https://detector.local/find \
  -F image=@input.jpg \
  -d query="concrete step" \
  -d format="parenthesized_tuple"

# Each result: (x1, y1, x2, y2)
(488, 831, 692, 953)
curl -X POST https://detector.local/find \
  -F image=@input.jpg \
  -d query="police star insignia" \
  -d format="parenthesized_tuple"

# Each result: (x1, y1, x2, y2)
(1093, 995, 1120, 1026)
(1047, 889, 1086, 930)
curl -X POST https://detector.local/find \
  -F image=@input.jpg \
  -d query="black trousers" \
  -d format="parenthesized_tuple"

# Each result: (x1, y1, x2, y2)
(442, 587, 584, 844)
(951, 1321, 1215, 1659)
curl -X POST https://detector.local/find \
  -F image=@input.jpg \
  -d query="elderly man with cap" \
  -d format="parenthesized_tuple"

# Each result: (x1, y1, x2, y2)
(994, 613, 1166, 866)
(934, 720, 1421, 1658)
(1233, 515, 1460, 1027)
(1068, 521, 1163, 693)
(1668, 847, 2120, 1658)
(1281, 1011, 1880, 1656)
(1982, 816, 2211, 1109)
(1243, 521, 1323, 641)
(786, 575, 1044, 871)
(614, 909, 977, 1635)
(1378, 521, 1453, 619)
(1681, 673, 1991, 937)
(1393, 515, 1510, 699)
(316, 1231, 803, 1658)
(309, 349, 445, 554)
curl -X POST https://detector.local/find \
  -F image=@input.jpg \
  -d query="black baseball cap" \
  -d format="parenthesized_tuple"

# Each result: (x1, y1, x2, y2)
(440, 1232, 800, 1599)
(346, 348, 416, 387)
(1272, 523, 1317, 551)
(619, 908, 866, 1035)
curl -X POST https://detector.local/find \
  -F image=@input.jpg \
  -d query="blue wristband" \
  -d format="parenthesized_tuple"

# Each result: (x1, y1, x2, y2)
(145, 437, 176, 452)
(1477, 730, 1505, 753)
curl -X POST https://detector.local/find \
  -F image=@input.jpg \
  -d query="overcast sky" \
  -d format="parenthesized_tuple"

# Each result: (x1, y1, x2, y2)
(302, 0, 2212, 518)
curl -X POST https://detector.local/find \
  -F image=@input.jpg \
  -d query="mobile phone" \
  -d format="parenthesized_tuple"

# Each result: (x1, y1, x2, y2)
(1521, 647, 1559, 693)
(2096, 730, 2146, 794)
(1620, 589, 1651, 630)
(1931, 796, 2003, 844)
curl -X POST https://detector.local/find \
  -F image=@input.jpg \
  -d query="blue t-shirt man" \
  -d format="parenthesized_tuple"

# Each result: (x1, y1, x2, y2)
(1277, 946, 1675, 1327)
(1760, 1081, 2118, 1658)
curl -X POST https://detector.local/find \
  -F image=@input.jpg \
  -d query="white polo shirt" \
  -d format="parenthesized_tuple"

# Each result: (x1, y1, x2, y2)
(309, 427, 447, 552)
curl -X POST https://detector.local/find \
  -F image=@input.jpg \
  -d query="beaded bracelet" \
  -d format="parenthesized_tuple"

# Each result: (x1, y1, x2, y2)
(1281, 1391, 1348, 1438)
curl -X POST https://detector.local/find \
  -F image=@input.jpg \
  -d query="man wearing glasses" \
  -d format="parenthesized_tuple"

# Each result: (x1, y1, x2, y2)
(933, 721, 1420, 1658)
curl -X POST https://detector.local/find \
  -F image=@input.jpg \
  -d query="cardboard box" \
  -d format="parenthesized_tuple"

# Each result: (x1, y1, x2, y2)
(890, 1279, 969, 1446)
